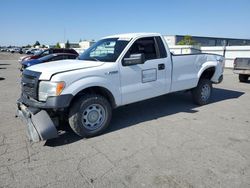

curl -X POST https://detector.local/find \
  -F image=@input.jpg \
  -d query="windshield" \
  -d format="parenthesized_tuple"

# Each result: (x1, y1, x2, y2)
(79, 38, 130, 62)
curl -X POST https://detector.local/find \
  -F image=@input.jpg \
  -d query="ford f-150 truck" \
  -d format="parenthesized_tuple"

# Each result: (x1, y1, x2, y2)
(16, 33, 224, 142)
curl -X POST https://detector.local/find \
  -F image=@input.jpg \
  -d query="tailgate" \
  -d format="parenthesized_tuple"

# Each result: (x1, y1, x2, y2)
(234, 58, 250, 70)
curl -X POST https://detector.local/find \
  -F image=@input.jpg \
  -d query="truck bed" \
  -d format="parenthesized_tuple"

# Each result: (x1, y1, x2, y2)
(171, 53, 222, 92)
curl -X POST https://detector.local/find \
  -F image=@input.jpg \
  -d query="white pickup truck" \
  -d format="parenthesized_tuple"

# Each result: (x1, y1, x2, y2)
(17, 33, 224, 142)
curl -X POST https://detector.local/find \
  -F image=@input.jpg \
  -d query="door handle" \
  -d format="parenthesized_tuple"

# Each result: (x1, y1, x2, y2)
(158, 63, 165, 70)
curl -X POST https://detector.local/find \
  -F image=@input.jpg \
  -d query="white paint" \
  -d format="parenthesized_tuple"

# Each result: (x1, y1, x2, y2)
(169, 45, 201, 54)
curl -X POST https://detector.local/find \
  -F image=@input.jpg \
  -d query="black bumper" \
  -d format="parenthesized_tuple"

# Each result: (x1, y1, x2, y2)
(16, 94, 73, 142)
(16, 103, 58, 142)
(18, 94, 73, 109)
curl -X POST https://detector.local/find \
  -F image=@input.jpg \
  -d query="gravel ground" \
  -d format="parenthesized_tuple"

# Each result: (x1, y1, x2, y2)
(0, 52, 249, 188)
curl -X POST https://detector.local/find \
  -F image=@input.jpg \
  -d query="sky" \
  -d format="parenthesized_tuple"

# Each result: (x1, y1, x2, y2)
(0, 0, 250, 46)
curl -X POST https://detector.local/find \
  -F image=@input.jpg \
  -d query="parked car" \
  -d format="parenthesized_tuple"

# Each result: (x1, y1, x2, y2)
(20, 48, 79, 62)
(233, 58, 250, 82)
(6, 48, 12, 52)
(10, 48, 25, 54)
(17, 33, 224, 142)
(25, 48, 42, 55)
(21, 53, 78, 71)
(0, 48, 7, 52)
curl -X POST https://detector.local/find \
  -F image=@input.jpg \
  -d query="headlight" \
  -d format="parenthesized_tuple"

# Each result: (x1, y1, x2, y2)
(38, 81, 65, 101)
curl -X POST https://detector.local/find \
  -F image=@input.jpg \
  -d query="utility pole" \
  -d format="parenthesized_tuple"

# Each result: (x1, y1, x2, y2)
(222, 40, 227, 57)
(63, 28, 66, 43)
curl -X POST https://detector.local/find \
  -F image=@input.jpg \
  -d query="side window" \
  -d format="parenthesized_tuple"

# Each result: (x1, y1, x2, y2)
(68, 49, 75, 54)
(155, 36, 167, 58)
(41, 50, 49, 57)
(125, 37, 157, 61)
(53, 49, 60, 53)
(68, 55, 77, 59)
(50, 55, 63, 61)
(49, 49, 53, 54)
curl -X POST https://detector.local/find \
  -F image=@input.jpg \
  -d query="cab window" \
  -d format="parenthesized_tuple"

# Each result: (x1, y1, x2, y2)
(125, 37, 158, 61)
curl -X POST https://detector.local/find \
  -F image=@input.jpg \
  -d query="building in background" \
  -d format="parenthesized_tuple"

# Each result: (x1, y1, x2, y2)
(57, 40, 95, 51)
(79, 40, 95, 49)
(59, 42, 79, 48)
(164, 35, 250, 46)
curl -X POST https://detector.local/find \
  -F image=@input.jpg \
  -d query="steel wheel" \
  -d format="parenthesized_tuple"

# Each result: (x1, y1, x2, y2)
(192, 79, 212, 105)
(201, 84, 211, 101)
(81, 104, 106, 131)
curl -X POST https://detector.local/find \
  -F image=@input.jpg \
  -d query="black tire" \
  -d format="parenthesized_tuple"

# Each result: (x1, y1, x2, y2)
(192, 79, 212, 105)
(68, 94, 112, 138)
(239, 74, 248, 82)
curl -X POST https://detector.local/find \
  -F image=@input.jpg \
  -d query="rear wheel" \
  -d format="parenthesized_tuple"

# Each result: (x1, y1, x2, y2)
(239, 74, 249, 82)
(68, 94, 112, 138)
(192, 79, 212, 105)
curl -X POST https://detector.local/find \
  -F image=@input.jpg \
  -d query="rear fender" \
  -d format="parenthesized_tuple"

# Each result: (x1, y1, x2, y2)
(197, 61, 220, 84)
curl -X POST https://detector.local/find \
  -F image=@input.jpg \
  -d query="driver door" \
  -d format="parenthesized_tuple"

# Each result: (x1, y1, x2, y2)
(119, 37, 170, 105)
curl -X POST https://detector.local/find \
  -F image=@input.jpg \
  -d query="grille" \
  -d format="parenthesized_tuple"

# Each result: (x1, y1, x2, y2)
(21, 70, 41, 100)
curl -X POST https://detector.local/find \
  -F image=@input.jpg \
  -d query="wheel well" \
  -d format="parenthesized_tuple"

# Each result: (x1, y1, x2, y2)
(71, 86, 116, 108)
(200, 67, 215, 80)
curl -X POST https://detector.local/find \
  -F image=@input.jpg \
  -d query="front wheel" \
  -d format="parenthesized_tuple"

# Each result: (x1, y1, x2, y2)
(192, 79, 212, 105)
(68, 94, 112, 138)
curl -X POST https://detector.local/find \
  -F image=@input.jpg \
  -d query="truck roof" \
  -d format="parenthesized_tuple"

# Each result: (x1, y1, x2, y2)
(103, 33, 161, 40)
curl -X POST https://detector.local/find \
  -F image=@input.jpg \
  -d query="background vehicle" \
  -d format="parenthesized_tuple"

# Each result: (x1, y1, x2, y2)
(17, 33, 224, 142)
(233, 58, 250, 82)
(0, 48, 7, 52)
(25, 48, 41, 55)
(20, 48, 79, 62)
(21, 53, 78, 70)
(10, 48, 20, 53)
(10, 48, 24, 54)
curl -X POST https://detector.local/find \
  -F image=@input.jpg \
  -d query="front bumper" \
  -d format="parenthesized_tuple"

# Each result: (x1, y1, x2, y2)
(18, 94, 73, 109)
(16, 93, 73, 142)
(233, 69, 250, 75)
(16, 102, 58, 142)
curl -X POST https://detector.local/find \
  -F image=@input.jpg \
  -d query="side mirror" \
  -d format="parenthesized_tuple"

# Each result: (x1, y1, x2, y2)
(123, 53, 145, 66)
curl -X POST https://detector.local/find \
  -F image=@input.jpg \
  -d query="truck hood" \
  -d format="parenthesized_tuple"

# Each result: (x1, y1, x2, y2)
(27, 59, 104, 80)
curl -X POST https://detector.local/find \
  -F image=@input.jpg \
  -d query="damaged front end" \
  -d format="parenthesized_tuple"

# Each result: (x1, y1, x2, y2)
(16, 102, 58, 142)
(16, 69, 68, 142)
